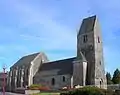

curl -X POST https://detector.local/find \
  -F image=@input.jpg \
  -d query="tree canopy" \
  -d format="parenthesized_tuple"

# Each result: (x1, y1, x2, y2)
(112, 69, 120, 84)
(106, 72, 113, 84)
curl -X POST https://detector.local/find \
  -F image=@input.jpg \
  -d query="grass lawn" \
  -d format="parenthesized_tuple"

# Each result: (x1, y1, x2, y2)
(32, 92, 60, 95)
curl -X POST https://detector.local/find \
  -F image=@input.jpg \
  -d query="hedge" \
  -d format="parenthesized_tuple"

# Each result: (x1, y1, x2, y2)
(28, 84, 50, 91)
(60, 87, 115, 95)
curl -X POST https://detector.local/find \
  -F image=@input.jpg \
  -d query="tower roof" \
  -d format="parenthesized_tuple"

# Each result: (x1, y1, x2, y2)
(78, 15, 97, 35)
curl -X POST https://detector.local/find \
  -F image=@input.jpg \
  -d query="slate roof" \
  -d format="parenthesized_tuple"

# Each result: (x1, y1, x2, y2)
(11, 52, 40, 68)
(78, 15, 96, 35)
(38, 57, 76, 75)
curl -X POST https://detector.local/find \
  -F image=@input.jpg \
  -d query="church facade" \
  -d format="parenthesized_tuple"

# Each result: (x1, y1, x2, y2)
(8, 15, 107, 91)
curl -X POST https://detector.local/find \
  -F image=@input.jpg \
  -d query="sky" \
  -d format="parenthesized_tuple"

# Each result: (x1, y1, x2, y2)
(0, 0, 120, 74)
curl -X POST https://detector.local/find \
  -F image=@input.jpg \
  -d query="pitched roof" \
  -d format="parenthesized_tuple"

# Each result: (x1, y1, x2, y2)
(12, 52, 40, 68)
(37, 57, 76, 75)
(78, 15, 96, 35)
(77, 51, 87, 62)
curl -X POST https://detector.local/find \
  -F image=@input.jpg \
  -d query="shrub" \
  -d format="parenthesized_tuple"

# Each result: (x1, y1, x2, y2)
(115, 90, 120, 95)
(28, 84, 50, 91)
(28, 84, 42, 90)
(60, 87, 115, 95)
(38, 86, 50, 91)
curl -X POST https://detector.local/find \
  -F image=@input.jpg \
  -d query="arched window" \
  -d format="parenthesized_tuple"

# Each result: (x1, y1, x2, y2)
(51, 78, 55, 85)
(63, 76, 65, 82)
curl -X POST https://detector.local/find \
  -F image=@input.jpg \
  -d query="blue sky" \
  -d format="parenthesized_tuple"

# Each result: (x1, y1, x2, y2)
(0, 0, 120, 74)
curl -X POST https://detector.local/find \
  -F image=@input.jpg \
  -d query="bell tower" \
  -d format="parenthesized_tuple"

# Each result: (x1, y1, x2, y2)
(77, 15, 106, 89)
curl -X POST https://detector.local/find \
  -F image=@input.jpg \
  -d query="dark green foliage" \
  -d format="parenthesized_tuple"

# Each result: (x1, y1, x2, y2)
(28, 84, 50, 91)
(112, 69, 120, 84)
(60, 87, 115, 95)
(29, 84, 42, 89)
(106, 72, 113, 84)
(115, 90, 120, 95)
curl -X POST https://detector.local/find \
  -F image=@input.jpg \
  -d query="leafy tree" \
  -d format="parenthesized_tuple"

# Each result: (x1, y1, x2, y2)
(106, 72, 113, 84)
(112, 69, 120, 84)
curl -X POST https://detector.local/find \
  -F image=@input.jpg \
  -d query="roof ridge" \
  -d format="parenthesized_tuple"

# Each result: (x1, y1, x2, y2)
(11, 52, 41, 68)
(48, 57, 76, 63)
(23, 52, 40, 57)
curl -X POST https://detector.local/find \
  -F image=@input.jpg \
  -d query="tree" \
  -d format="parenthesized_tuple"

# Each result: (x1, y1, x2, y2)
(112, 69, 120, 84)
(106, 72, 113, 84)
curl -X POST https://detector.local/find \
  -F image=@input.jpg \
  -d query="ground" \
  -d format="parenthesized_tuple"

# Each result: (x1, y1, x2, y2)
(0, 92, 25, 95)
(0, 92, 60, 95)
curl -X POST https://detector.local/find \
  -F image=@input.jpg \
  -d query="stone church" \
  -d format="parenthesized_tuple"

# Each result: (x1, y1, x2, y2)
(8, 15, 107, 91)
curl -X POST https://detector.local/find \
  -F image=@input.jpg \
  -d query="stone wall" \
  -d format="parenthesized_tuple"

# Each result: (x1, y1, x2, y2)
(107, 84, 120, 90)
(73, 61, 83, 86)
(25, 90, 40, 94)
(34, 74, 71, 89)
(77, 29, 95, 85)
(73, 60, 87, 86)
(77, 16, 107, 89)
(94, 17, 107, 89)
(28, 53, 48, 86)
(8, 52, 49, 91)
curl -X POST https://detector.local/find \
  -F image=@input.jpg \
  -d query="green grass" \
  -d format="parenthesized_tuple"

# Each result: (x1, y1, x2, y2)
(32, 92, 60, 95)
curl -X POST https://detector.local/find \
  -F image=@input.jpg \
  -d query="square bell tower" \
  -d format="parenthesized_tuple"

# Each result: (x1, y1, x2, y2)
(77, 15, 107, 89)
